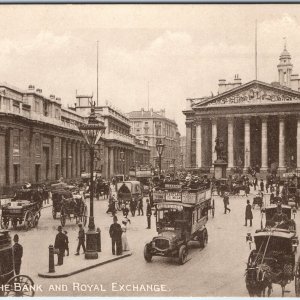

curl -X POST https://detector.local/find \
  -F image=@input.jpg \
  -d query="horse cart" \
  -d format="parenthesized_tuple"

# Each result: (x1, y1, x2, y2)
(144, 185, 214, 264)
(1, 189, 43, 230)
(0, 230, 35, 296)
(245, 204, 299, 297)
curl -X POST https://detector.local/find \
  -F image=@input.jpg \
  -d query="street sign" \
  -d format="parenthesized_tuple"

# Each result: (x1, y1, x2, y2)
(165, 184, 181, 189)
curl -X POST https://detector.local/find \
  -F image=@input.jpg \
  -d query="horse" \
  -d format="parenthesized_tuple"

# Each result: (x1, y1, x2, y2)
(245, 264, 273, 297)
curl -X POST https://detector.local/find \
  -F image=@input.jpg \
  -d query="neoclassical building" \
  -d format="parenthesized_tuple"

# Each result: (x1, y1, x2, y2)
(183, 46, 300, 176)
(0, 83, 150, 193)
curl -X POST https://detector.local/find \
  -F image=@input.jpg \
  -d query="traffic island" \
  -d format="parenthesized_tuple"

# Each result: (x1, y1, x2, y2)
(38, 251, 132, 278)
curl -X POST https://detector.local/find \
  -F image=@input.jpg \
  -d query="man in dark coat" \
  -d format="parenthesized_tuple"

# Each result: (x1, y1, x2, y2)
(75, 224, 86, 255)
(253, 176, 258, 191)
(109, 216, 122, 255)
(130, 199, 137, 217)
(54, 225, 66, 265)
(13, 234, 23, 275)
(260, 179, 264, 192)
(146, 199, 152, 229)
(223, 193, 231, 214)
(137, 198, 144, 216)
(244, 200, 253, 226)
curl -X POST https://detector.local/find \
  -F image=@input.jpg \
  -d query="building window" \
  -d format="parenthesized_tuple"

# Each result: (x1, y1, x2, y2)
(13, 135, 20, 156)
(55, 108, 60, 119)
(35, 135, 41, 155)
(13, 101, 20, 114)
(13, 164, 20, 183)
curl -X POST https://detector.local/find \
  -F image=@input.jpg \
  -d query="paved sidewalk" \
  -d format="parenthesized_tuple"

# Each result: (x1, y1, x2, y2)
(38, 251, 132, 278)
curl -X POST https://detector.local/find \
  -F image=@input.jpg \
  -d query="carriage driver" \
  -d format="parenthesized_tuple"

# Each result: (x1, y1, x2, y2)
(271, 204, 289, 228)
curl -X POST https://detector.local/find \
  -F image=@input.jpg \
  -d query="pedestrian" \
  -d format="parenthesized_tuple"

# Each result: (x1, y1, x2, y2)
(13, 234, 23, 275)
(121, 220, 130, 251)
(64, 230, 69, 256)
(54, 225, 66, 265)
(75, 224, 86, 255)
(130, 199, 137, 217)
(109, 216, 122, 255)
(223, 193, 231, 214)
(244, 199, 253, 226)
(122, 204, 131, 224)
(137, 198, 144, 216)
(260, 179, 264, 192)
(253, 176, 258, 191)
(146, 199, 152, 229)
(245, 184, 250, 197)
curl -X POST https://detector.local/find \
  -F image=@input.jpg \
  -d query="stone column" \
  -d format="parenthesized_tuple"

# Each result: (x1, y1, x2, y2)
(185, 124, 192, 168)
(77, 142, 81, 176)
(227, 117, 234, 170)
(110, 147, 114, 178)
(297, 118, 300, 171)
(244, 117, 251, 170)
(278, 116, 286, 170)
(196, 120, 202, 168)
(211, 119, 217, 171)
(261, 116, 268, 171)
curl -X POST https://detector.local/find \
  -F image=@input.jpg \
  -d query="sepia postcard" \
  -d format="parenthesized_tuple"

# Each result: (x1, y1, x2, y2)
(0, 3, 300, 298)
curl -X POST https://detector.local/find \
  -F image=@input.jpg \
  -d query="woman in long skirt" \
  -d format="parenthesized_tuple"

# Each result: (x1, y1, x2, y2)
(121, 221, 130, 251)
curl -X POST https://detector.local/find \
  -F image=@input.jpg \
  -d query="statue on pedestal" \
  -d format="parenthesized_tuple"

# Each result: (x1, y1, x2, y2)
(214, 137, 226, 162)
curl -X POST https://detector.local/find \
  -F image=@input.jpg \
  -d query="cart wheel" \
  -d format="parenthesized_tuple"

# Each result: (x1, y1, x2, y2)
(295, 257, 300, 296)
(4, 275, 35, 297)
(1, 216, 9, 229)
(24, 211, 33, 230)
(178, 245, 188, 265)
(52, 207, 57, 219)
(199, 229, 208, 248)
(144, 244, 152, 262)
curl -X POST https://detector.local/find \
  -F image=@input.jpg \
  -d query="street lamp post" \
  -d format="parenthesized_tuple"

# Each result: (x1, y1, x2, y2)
(156, 138, 165, 175)
(78, 104, 106, 259)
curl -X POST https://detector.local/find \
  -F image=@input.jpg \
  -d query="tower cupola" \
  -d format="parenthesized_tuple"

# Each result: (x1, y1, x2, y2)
(277, 41, 293, 87)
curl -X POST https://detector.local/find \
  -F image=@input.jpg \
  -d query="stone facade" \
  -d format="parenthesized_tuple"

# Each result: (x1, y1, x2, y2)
(127, 108, 181, 172)
(0, 84, 150, 192)
(183, 47, 300, 176)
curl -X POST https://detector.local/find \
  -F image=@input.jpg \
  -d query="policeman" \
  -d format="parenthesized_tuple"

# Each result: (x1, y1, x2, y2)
(13, 234, 23, 275)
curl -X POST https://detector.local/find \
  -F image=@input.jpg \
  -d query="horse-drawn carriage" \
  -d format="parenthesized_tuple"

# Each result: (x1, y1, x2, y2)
(0, 230, 35, 296)
(1, 189, 43, 230)
(245, 204, 299, 297)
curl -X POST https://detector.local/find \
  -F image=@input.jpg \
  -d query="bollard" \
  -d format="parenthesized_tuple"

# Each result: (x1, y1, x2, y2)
(96, 227, 101, 252)
(49, 245, 55, 273)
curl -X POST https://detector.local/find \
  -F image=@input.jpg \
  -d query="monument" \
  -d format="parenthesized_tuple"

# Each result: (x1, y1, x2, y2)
(213, 137, 227, 179)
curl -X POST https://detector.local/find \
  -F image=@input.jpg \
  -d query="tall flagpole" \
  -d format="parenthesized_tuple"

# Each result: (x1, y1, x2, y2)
(147, 81, 150, 111)
(97, 40, 99, 106)
(255, 20, 258, 81)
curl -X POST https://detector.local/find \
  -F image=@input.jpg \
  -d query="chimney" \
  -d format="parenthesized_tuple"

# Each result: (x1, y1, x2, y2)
(28, 84, 35, 91)
(36, 88, 42, 94)
(218, 79, 226, 94)
(233, 74, 242, 87)
(49, 94, 55, 100)
(56, 97, 61, 103)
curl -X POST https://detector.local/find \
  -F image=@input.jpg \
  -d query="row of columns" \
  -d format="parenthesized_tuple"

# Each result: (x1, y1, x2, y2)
(194, 115, 300, 171)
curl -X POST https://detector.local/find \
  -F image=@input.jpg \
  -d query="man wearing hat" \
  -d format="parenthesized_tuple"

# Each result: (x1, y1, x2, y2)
(109, 216, 122, 255)
(75, 224, 86, 255)
(272, 204, 289, 228)
(13, 234, 23, 275)
(223, 193, 231, 214)
(54, 225, 67, 265)
(146, 199, 152, 229)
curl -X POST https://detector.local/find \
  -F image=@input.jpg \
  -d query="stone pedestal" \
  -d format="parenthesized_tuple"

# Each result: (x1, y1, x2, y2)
(213, 160, 228, 179)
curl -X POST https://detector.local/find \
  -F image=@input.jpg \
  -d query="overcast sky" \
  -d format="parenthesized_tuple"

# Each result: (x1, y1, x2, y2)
(1, 5, 300, 134)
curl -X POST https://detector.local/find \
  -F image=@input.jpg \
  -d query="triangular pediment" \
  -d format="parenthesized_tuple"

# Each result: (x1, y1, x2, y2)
(193, 80, 300, 108)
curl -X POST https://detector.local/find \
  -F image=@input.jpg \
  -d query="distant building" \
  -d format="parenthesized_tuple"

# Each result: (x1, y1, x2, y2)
(127, 108, 181, 172)
(0, 83, 150, 191)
